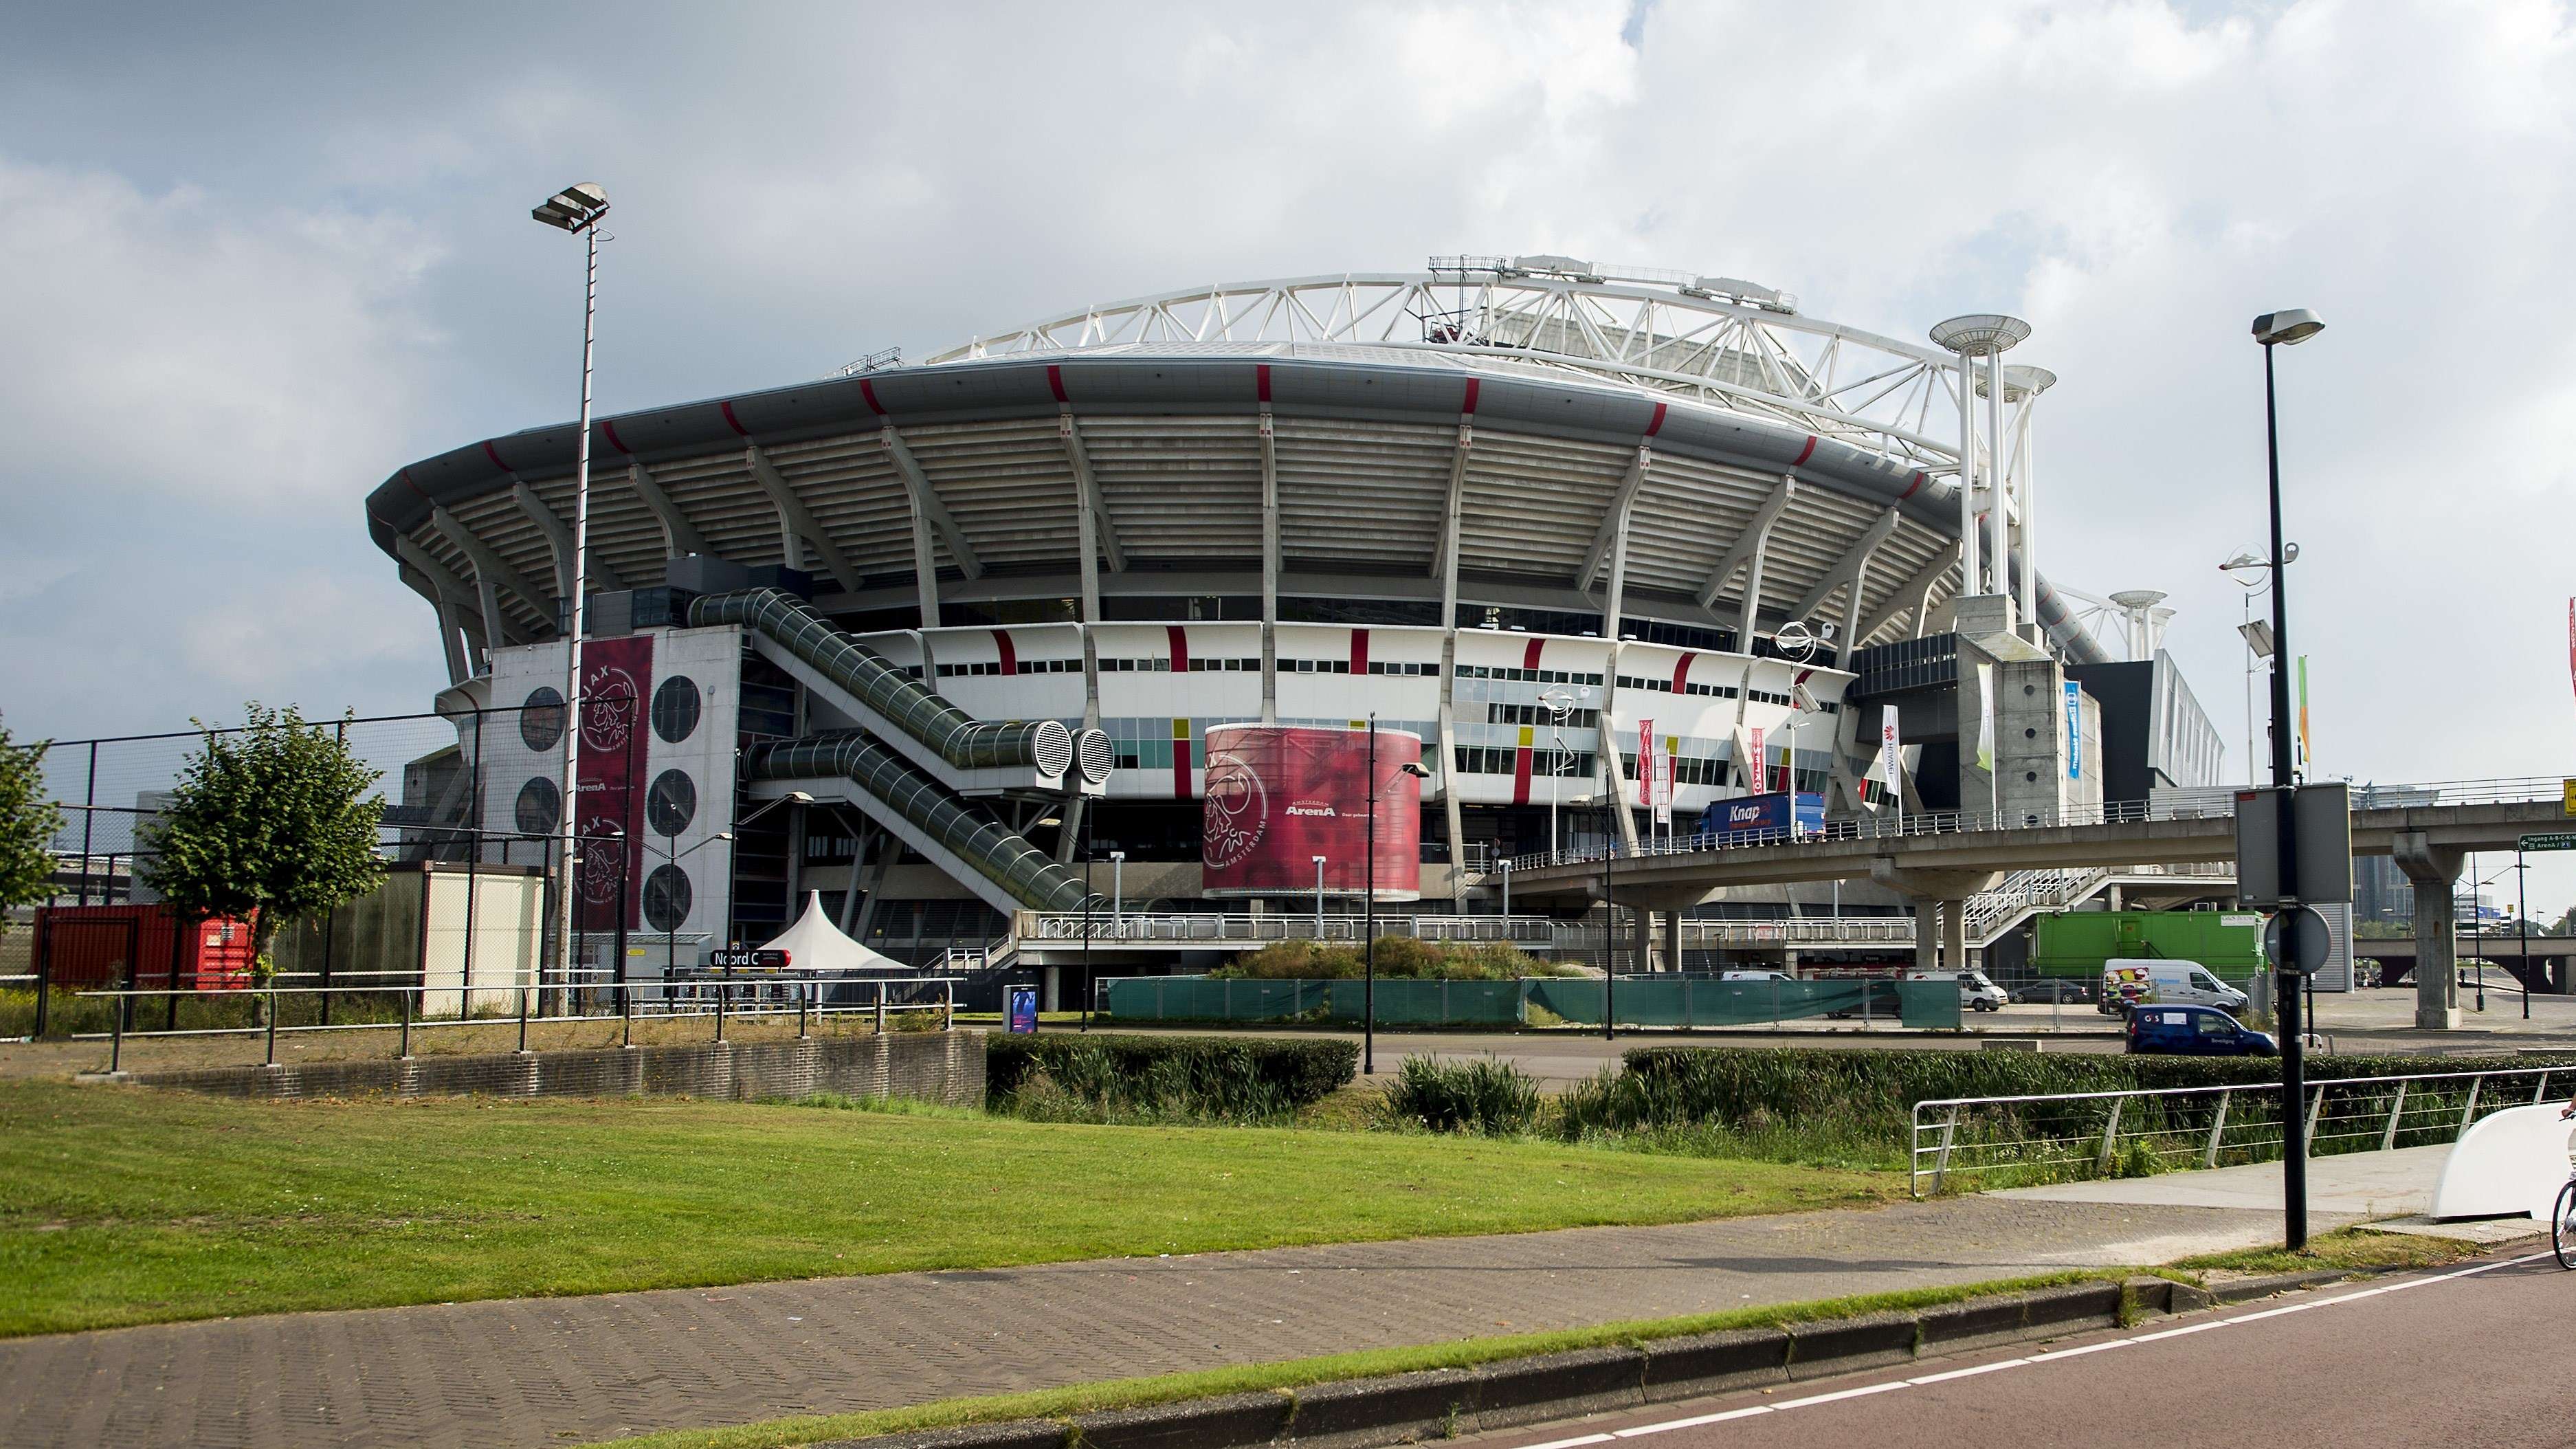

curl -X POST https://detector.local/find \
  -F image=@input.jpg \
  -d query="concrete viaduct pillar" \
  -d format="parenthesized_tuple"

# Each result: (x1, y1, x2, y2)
(1664, 909, 1684, 975)
(2392, 832, 2463, 1031)
(1872, 859, 2002, 975)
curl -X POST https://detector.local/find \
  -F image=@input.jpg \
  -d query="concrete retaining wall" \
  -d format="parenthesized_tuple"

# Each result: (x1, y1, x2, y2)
(128, 1030, 985, 1106)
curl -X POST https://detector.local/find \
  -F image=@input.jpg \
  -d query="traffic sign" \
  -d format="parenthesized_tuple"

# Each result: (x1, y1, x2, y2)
(2562, 777, 2576, 817)
(2264, 905, 2332, 975)
(708, 948, 788, 969)
(2521, 832, 2576, 853)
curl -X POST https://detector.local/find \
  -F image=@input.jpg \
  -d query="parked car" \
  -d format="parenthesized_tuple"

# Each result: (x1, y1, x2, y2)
(2099, 959, 2250, 1016)
(1907, 968, 2006, 1012)
(2010, 980, 2094, 1005)
(2125, 1004, 2276, 1057)
(1719, 970, 1792, 982)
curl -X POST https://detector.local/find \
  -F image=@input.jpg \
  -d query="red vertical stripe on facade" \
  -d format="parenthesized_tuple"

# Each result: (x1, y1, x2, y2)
(1644, 401, 1667, 436)
(1672, 651, 1696, 695)
(858, 379, 885, 414)
(1173, 720, 1192, 800)
(481, 441, 511, 472)
(1166, 626, 1190, 672)
(1522, 638, 1545, 672)
(990, 630, 1017, 675)
(600, 419, 631, 454)
(1046, 365, 1068, 403)
(1511, 742, 1533, 805)
(1461, 378, 1480, 414)
(719, 401, 750, 436)
(1792, 435, 1817, 466)
(1256, 364, 1272, 402)
(1349, 629, 1369, 675)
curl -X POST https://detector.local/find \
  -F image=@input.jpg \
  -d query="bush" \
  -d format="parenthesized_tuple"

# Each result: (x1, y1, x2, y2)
(1217, 937, 1570, 982)
(986, 1032, 1357, 1124)
(1381, 1055, 1543, 1136)
(1557, 1046, 2576, 1170)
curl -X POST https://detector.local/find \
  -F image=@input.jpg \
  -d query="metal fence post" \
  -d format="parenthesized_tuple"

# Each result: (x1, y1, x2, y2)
(798, 980, 809, 1039)
(2381, 1080, 2409, 1151)
(518, 971, 531, 1054)
(399, 983, 412, 1059)
(2201, 1088, 2231, 1169)
(2096, 1096, 2127, 1173)
(2534, 1071, 2552, 1105)
(264, 990, 279, 1067)
(2458, 1076, 2483, 1133)
(943, 981, 954, 1030)
(621, 979, 634, 1049)
(875, 983, 887, 1035)
(1933, 1104, 1962, 1192)
(715, 981, 726, 1042)
(2306, 1086, 2322, 1158)
(109, 997, 124, 1074)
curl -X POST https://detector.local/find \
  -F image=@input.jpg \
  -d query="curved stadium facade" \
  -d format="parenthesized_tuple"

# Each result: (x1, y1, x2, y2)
(367, 257, 2210, 966)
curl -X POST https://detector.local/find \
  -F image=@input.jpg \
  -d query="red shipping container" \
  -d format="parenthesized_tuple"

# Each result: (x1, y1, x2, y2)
(32, 905, 258, 991)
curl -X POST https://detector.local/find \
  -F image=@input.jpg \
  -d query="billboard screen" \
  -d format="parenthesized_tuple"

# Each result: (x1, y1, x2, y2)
(1202, 724, 1421, 899)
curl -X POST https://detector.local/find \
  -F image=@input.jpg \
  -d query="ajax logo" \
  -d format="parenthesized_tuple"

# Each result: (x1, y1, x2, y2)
(580, 664, 641, 752)
(1201, 749, 1269, 870)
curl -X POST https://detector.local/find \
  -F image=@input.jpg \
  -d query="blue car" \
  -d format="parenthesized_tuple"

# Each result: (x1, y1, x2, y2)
(2124, 1004, 2277, 1057)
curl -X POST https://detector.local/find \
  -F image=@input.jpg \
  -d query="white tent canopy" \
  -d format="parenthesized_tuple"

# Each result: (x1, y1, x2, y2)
(759, 892, 914, 975)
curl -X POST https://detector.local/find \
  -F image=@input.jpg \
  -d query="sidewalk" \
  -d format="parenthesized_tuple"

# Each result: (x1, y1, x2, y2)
(0, 1168, 2402, 1449)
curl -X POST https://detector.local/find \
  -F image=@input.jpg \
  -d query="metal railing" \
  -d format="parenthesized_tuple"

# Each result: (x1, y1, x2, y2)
(1908, 1063, 2576, 1197)
(69, 972, 960, 1073)
(1014, 911, 1557, 946)
(1489, 775, 2571, 876)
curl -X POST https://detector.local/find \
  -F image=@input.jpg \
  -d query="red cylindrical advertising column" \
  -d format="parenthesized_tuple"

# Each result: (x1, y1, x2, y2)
(1201, 724, 1421, 900)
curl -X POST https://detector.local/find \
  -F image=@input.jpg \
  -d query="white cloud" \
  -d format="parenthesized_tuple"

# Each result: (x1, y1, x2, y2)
(0, 156, 445, 507)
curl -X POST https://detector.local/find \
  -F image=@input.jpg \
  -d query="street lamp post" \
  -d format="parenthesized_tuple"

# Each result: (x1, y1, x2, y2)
(1080, 810, 1095, 1032)
(1366, 718, 1377, 1076)
(719, 790, 814, 958)
(642, 830, 734, 982)
(531, 181, 610, 1017)
(1313, 854, 1327, 938)
(1540, 685, 1590, 859)
(1109, 851, 1125, 933)
(2254, 305, 2324, 1252)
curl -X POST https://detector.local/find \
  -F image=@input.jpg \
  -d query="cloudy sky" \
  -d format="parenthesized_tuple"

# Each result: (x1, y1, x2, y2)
(5, 1, 2572, 906)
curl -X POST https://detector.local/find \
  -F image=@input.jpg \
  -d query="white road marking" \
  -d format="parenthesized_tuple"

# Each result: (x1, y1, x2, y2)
(1503, 1251, 2555, 1447)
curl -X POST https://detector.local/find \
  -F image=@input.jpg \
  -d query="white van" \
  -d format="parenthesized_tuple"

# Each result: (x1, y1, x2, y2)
(1720, 969, 1792, 982)
(2099, 959, 2248, 1016)
(1906, 969, 2007, 1013)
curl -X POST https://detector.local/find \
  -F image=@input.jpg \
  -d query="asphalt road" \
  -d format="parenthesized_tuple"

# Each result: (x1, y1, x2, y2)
(1463, 1248, 2576, 1449)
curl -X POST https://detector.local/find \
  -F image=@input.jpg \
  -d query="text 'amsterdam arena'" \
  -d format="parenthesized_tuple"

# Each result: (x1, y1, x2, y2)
(366, 256, 2221, 982)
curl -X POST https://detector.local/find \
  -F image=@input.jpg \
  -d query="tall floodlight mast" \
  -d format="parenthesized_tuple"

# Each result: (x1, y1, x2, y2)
(531, 181, 611, 998)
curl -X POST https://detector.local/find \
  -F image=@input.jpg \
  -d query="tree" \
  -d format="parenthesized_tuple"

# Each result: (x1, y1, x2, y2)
(140, 705, 388, 982)
(0, 716, 63, 931)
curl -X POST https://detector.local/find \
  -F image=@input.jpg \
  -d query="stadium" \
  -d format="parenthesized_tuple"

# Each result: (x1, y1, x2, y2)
(364, 256, 2220, 977)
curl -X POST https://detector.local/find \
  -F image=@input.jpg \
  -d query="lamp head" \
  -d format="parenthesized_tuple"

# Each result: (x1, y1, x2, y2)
(1399, 762, 1432, 779)
(784, 790, 815, 805)
(531, 182, 609, 232)
(2251, 309, 2324, 346)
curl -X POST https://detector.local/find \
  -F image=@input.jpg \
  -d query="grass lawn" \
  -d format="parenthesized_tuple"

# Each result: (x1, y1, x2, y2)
(0, 1082, 1889, 1336)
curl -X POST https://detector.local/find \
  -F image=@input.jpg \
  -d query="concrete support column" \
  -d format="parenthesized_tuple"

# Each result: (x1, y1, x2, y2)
(1913, 900, 1940, 973)
(1665, 909, 1684, 976)
(2393, 832, 2464, 1031)
(1631, 903, 1652, 977)
(1942, 900, 1969, 977)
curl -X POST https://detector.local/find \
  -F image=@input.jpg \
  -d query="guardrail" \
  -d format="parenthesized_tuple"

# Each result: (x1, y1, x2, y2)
(68, 972, 960, 1072)
(1014, 912, 1557, 946)
(1907, 1063, 2576, 1197)
(1487, 775, 2570, 876)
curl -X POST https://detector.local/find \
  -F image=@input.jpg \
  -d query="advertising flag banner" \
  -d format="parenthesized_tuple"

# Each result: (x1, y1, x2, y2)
(1880, 711, 1902, 808)
(2065, 681, 2083, 780)
(1974, 663, 1995, 775)
(1748, 725, 1766, 793)
(2297, 656, 2312, 772)
(573, 634, 653, 931)
(1637, 720, 1654, 806)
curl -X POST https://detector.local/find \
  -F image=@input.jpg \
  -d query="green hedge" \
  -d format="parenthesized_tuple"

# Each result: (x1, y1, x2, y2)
(1609, 1046, 2576, 1124)
(986, 1032, 1359, 1114)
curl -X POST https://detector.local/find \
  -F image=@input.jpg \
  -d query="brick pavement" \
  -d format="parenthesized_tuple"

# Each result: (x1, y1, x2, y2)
(0, 1193, 2346, 1449)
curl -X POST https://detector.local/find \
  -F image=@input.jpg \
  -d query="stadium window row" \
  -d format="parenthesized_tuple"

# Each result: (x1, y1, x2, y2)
(1454, 665, 1603, 686)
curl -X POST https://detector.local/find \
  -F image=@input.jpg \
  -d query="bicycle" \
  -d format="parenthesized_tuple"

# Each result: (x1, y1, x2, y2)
(2559, 1107, 2576, 1271)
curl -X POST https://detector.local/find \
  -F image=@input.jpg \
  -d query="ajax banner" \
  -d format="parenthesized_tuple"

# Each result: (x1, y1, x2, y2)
(573, 634, 653, 930)
(1201, 724, 1422, 899)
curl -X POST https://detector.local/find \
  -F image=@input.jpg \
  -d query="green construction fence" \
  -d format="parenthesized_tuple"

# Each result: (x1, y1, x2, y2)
(1098, 976, 1962, 1030)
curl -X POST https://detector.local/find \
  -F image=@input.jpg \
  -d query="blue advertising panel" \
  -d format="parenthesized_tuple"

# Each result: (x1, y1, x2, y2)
(2065, 682, 2083, 780)
(1006, 985, 1039, 1034)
